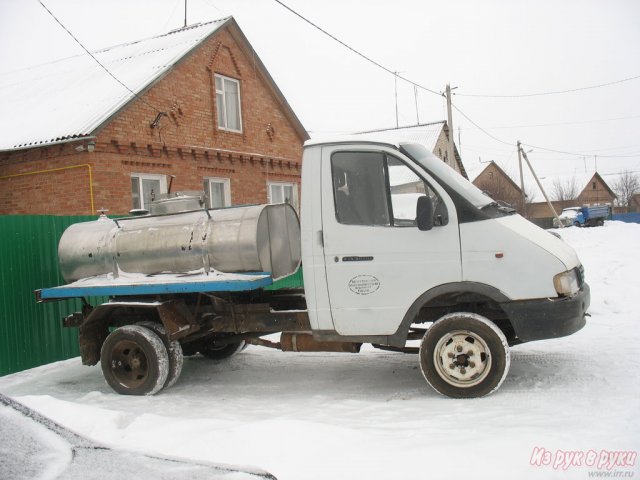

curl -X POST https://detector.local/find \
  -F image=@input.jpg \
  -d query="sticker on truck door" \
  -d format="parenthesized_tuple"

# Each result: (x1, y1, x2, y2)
(348, 275, 380, 295)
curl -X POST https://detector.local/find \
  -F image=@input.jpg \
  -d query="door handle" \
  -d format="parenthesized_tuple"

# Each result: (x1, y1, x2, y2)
(342, 256, 374, 262)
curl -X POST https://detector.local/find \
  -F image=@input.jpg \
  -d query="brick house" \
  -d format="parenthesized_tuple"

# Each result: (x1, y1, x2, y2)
(472, 163, 616, 219)
(526, 172, 616, 218)
(0, 17, 308, 216)
(358, 121, 469, 179)
(472, 161, 526, 214)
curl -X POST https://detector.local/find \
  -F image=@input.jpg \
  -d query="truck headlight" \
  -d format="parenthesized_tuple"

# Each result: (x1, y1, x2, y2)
(553, 270, 579, 296)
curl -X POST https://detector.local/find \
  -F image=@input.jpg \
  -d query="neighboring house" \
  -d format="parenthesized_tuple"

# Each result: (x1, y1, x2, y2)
(356, 121, 469, 179)
(526, 172, 616, 219)
(472, 161, 526, 214)
(471, 164, 617, 220)
(0, 17, 308, 216)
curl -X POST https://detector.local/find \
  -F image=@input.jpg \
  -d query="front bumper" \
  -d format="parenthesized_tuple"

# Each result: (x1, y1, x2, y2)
(501, 283, 590, 343)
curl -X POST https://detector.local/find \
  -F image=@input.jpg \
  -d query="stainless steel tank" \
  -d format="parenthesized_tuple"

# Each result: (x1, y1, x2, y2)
(58, 196, 301, 282)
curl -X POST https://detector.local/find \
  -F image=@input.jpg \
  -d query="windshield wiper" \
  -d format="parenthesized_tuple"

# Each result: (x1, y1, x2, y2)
(481, 201, 516, 215)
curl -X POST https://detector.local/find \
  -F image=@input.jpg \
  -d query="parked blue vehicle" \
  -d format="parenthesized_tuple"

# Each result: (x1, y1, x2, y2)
(554, 205, 611, 227)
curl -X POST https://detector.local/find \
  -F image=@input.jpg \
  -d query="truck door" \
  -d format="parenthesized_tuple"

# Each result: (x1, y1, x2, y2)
(321, 145, 462, 336)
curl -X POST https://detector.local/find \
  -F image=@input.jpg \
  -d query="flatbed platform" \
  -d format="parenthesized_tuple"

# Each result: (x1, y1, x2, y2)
(36, 271, 273, 301)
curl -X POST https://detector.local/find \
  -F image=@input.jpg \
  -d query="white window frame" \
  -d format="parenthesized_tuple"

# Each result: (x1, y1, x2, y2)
(267, 181, 299, 210)
(131, 173, 167, 210)
(204, 177, 231, 209)
(214, 74, 243, 133)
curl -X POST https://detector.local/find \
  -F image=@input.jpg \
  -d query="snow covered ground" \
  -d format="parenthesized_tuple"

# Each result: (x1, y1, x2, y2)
(1, 221, 638, 480)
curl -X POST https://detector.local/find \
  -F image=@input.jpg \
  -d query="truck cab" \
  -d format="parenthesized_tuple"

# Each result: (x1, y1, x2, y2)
(301, 137, 589, 396)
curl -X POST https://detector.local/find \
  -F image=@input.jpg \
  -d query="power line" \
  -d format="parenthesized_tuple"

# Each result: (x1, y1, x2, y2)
(38, 0, 162, 114)
(272, 0, 442, 97)
(450, 103, 514, 147)
(521, 143, 640, 159)
(463, 114, 640, 131)
(455, 74, 640, 98)
(451, 102, 639, 160)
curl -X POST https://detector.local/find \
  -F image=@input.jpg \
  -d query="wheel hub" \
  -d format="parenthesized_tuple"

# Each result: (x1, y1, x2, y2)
(433, 330, 492, 388)
(110, 340, 148, 388)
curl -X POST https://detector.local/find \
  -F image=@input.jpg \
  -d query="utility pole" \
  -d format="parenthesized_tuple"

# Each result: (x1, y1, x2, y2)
(414, 85, 419, 125)
(445, 84, 456, 169)
(184, 0, 188, 27)
(517, 141, 527, 217)
(394, 72, 399, 128)
(519, 144, 563, 228)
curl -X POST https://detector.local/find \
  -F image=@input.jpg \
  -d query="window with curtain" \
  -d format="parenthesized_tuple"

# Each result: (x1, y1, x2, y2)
(215, 74, 242, 132)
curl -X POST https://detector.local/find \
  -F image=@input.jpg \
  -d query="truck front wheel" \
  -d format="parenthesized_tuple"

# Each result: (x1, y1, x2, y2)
(100, 325, 169, 395)
(419, 313, 510, 398)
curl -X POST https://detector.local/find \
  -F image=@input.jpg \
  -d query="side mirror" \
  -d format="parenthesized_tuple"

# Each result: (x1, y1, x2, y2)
(416, 195, 434, 231)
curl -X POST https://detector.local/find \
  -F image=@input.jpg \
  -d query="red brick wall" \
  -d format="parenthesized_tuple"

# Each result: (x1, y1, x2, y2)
(0, 24, 305, 215)
(0, 145, 95, 215)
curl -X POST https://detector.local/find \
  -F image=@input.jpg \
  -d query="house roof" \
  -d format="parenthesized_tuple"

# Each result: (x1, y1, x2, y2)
(0, 17, 307, 152)
(357, 121, 447, 151)
(353, 121, 468, 178)
(474, 161, 523, 194)
(472, 163, 618, 203)
(535, 171, 617, 202)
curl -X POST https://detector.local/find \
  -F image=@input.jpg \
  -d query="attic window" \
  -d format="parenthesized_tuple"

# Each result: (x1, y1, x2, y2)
(592, 181, 596, 190)
(215, 74, 242, 133)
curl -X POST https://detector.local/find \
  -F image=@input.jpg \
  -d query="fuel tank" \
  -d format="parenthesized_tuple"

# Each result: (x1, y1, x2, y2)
(58, 194, 301, 282)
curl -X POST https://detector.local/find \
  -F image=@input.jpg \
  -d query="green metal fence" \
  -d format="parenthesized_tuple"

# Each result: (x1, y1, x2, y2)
(0, 215, 98, 376)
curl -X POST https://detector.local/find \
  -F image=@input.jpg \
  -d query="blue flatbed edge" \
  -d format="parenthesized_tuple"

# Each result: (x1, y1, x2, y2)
(36, 274, 273, 301)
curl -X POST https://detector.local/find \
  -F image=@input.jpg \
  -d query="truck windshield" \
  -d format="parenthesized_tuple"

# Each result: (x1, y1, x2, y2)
(400, 142, 492, 209)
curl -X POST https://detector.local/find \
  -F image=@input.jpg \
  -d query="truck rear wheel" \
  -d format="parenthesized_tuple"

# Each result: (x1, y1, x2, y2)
(137, 321, 184, 390)
(419, 313, 510, 398)
(100, 325, 169, 395)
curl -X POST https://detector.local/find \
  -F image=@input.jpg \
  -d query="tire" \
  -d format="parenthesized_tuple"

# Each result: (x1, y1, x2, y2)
(137, 321, 184, 390)
(573, 221, 580, 227)
(419, 313, 510, 398)
(200, 340, 246, 360)
(100, 325, 169, 395)
(597, 218, 604, 226)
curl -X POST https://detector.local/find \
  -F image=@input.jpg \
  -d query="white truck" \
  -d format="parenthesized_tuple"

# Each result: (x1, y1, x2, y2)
(37, 137, 590, 398)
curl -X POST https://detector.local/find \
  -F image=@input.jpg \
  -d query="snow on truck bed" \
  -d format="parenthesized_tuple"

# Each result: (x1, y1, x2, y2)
(2, 221, 639, 480)
(38, 270, 273, 300)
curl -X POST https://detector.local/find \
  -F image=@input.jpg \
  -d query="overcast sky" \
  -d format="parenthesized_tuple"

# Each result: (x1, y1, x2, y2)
(1, 0, 639, 187)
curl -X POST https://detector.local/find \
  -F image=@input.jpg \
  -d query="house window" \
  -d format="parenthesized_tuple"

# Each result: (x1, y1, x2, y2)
(215, 74, 242, 132)
(203, 177, 231, 209)
(592, 181, 597, 190)
(268, 182, 298, 210)
(131, 174, 167, 210)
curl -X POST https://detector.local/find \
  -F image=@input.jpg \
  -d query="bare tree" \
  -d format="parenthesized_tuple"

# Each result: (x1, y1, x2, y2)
(551, 177, 579, 201)
(612, 170, 639, 212)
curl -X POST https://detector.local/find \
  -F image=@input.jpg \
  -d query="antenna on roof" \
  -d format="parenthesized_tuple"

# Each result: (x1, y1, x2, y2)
(184, 0, 188, 28)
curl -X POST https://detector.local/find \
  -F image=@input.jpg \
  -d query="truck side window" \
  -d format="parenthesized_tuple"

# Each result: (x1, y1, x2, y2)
(331, 152, 391, 226)
(387, 155, 446, 227)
